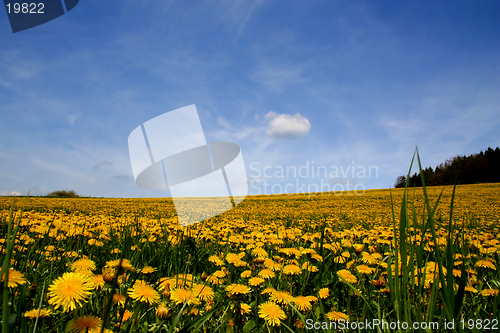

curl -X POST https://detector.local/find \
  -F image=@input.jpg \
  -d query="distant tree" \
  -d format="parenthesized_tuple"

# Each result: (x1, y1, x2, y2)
(422, 166, 434, 186)
(393, 146, 500, 187)
(46, 189, 80, 198)
(394, 175, 406, 188)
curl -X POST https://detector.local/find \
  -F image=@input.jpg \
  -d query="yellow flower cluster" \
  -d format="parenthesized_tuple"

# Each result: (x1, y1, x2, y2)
(0, 183, 498, 331)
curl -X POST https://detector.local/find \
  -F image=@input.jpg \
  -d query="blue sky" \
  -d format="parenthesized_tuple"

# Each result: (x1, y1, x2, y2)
(1, 0, 499, 197)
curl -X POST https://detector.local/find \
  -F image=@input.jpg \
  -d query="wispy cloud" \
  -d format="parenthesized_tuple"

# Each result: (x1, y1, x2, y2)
(93, 160, 113, 171)
(68, 114, 78, 125)
(215, 0, 264, 38)
(31, 156, 96, 183)
(251, 66, 306, 93)
(113, 175, 129, 181)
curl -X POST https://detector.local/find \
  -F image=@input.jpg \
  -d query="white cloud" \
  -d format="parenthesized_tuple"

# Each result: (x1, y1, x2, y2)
(0, 191, 22, 196)
(264, 111, 311, 138)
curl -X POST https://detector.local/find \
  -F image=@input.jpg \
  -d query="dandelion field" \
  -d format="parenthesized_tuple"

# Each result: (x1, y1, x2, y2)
(1, 178, 500, 332)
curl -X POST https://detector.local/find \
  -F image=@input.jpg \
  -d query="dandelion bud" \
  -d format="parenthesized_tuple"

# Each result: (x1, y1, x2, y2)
(156, 303, 169, 319)
(102, 267, 116, 283)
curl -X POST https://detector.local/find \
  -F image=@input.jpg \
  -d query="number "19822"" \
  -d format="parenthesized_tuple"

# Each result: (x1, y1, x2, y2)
(6, 3, 45, 14)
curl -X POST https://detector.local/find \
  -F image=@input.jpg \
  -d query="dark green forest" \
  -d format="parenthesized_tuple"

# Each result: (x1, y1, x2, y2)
(394, 146, 500, 188)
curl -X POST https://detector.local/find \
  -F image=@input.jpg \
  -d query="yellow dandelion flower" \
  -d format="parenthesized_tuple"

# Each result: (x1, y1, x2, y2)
(311, 253, 323, 262)
(258, 301, 286, 326)
(252, 247, 269, 258)
(170, 288, 200, 305)
(334, 256, 347, 264)
(305, 295, 318, 303)
(279, 248, 301, 258)
(127, 280, 160, 305)
(233, 259, 247, 267)
(341, 251, 351, 258)
(192, 284, 215, 301)
(353, 244, 364, 252)
(66, 251, 78, 257)
(465, 286, 478, 293)
(170, 274, 195, 288)
(208, 255, 224, 266)
(258, 269, 275, 279)
(261, 287, 276, 295)
(421, 274, 436, 289)
(346, 260, 356, 270)
(263, 258, 274, 266)
(206, 275, 224, 285)
(356, 265, 375, 275)
(371, 276, 386, 287)
(241, 270, 252, 278)
(24, 308, 52, 319)
(361, 252, 378, 265)
(282, 264, 302, 275)
(301, 248, 316, 255)
(226, 253, 241, 264)
(479, 289, 498, 296)
(425, 262, 446, 274)
(302, 262, 319, 272)
(112, 293, 126, 306)
(212, 270, 227, 279)
(240, 303, 252, 314)
(270, 290, 294, 305)
(293, 296, 312, 311)
(71, 259, 96, 273)
(267, 262, 283, 272)
(249, 277, 265, 286)
(158, 277, 171, 292)
(140, 266, 157, 274)
(337, 269, 357, 284)
(318, 288, 329, 299)
(90, 329, 112, 333)
(226, 284, 251, 296)
(88, 274, 105, 290)
(67, 316, 101, 333)
(190, 307, 200, 316)
(105, 259, 135, 272)
(475, 260, 496, 270)
(122, 310, 133, 322)
(379, 262, 388, 269)
(253, 257, 266, 265)
(326, 311, 349, 321)
(2, 269, 27, 288)
(47, 272, 92, 312)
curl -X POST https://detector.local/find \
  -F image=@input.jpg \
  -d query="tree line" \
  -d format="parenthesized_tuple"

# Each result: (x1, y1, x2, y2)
(394, 146, 500, 188)
(46, 189, 81, 197)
